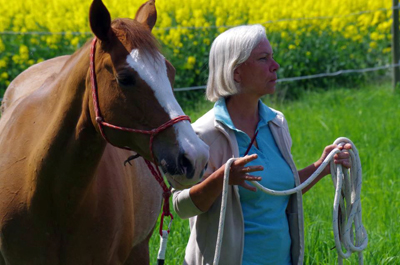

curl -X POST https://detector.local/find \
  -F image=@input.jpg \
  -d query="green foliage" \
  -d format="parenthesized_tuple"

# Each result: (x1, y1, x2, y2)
(0, 23, 391, 99)
(281, 82, 400, 264)
(267, 27, 391, 99)
(160, 25, 391, 101)
(149, 83, 400, 264)
(0, 33, 91, 94)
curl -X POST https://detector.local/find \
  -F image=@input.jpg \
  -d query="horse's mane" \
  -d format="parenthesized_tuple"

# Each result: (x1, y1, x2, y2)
(111, 18, 160, 58)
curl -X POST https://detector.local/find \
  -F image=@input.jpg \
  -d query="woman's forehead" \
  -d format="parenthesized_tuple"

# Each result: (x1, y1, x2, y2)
(252, 38, 272, 55)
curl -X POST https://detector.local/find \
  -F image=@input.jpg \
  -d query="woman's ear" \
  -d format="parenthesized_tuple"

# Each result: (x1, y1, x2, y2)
(233, 66, 241, 83)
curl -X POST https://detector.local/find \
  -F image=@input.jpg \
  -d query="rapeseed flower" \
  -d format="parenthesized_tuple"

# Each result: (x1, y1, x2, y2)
(0, 59, 7, 68)
(186, 56, 196, 69)
(0, 0, 392, 92)
(369, 42, 378, 49)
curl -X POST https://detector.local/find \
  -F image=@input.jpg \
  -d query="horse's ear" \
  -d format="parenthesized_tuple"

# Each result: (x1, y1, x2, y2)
(89, 0, 113, 42)
(135, 0, 157, 31)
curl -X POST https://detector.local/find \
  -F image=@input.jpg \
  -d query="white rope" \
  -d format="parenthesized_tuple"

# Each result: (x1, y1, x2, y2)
(213, 158, 237, 265)
(213, 137, 368, 265)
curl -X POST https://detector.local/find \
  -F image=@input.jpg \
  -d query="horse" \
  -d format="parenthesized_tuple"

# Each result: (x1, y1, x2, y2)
(0, 0, 209, 264)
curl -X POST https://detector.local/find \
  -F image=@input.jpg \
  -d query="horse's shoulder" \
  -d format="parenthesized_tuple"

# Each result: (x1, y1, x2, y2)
(1, 55, 70, 114)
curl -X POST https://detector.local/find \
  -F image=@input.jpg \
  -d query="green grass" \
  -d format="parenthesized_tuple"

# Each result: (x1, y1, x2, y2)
(149, 82, 400, 264)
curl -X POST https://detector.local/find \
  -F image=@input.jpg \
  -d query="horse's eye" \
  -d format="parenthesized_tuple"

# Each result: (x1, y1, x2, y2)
(117, 75, 135, 87)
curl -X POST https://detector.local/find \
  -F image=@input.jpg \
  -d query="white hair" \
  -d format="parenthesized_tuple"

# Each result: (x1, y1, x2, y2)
(206, 24, 267, 102)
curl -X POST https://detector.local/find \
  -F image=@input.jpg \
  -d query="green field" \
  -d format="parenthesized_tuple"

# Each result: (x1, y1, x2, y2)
(149, 82, 400, 264)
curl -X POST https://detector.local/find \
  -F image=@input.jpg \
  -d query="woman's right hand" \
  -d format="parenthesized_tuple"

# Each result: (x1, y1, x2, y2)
(189, 154, 263, 212)
(227, 154, 263, 192)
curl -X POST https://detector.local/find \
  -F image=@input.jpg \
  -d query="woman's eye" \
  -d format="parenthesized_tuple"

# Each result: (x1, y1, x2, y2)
(117, 75, 135, 87)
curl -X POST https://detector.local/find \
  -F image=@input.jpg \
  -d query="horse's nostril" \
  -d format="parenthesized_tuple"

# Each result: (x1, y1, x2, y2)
(180, 153, 194, 179)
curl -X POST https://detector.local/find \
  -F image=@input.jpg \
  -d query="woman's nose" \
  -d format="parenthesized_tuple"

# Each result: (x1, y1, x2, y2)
(271, 59, 280, 72)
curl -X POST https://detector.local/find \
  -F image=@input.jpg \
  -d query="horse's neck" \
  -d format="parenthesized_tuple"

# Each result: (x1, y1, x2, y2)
(31, 42, 106, 210)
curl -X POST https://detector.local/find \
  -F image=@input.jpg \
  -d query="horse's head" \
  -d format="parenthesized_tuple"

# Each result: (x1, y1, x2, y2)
(87, 0, 209, 189)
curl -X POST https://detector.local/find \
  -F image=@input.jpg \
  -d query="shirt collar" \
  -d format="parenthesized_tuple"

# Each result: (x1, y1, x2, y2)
(258, 100, 277, 128)
(214, 97, 238, 132)
(214, 97, 277, 131)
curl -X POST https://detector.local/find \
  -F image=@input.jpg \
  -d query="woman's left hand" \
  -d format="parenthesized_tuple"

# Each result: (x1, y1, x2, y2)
(318, 143, 352, 176)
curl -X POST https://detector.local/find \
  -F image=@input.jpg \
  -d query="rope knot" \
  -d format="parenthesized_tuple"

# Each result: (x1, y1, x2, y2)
(150, 128, 158, 135)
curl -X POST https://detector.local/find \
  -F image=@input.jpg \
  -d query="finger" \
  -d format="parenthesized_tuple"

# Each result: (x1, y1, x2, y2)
(240, 166, 264, 174)
(334, 157, 349, 163)
(327, 144, 337, 150)
(334, 152, 350, 159)
(340, 161, 351, 168)
(334, 159, 351, 168)
(337, 143, 352, 150)
(323, 144, 338, 154)
(235, 154, 258, 166)
(243, 175, 262, 181)
(333, 144, 347, 151)
(343, 143, 352, 150)
(239, 182, 257, 192)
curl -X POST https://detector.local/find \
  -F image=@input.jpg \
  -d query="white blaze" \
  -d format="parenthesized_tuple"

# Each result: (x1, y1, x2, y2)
(126, 49, 183, 118)
(126, 49, 209, 184)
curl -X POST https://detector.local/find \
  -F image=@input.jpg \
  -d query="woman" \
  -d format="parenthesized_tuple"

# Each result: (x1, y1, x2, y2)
(173, 24, 351, 265)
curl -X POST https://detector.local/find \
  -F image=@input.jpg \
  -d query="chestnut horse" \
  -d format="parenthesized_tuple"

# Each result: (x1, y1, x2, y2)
(0, 0, 209, 264)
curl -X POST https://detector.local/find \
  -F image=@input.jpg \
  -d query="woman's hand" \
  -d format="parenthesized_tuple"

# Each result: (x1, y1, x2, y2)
(189, 154, 263, 212)
(299, 143, 353, 194)
(318, 143, 352, 176)
(227, 154, 263, 192)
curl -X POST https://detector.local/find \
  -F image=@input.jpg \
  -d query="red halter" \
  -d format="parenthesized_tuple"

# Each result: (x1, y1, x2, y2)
(90, 37, 190, 234)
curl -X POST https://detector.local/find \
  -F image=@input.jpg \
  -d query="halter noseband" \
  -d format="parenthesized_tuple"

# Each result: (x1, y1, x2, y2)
(90, 37, 190, 234)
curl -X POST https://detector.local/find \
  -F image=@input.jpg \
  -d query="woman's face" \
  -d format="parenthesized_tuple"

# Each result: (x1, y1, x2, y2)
(234, 38, 280, 97)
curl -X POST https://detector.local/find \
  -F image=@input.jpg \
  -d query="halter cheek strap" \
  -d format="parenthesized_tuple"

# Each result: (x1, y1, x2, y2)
(90, 37, 189, 235)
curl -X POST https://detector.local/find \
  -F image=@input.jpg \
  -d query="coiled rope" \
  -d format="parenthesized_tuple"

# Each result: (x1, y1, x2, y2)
(213, 137, 368, 265)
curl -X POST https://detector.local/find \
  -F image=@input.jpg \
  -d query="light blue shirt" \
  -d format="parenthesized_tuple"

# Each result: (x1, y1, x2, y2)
(214, 98, 294, 265)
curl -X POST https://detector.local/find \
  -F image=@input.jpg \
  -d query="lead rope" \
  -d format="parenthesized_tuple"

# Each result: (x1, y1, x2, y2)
(214, 137, 368, 265)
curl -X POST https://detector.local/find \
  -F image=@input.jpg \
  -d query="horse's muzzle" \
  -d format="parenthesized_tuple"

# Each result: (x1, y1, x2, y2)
(159, 143, 209, 189)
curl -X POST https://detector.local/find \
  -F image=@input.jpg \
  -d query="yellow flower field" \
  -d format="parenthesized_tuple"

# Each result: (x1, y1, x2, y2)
(0, 0, 393, 95)
(0, 0, 391, 44)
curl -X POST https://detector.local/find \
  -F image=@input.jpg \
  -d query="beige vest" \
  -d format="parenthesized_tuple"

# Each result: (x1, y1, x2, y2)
(173, 107, 304, 265)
